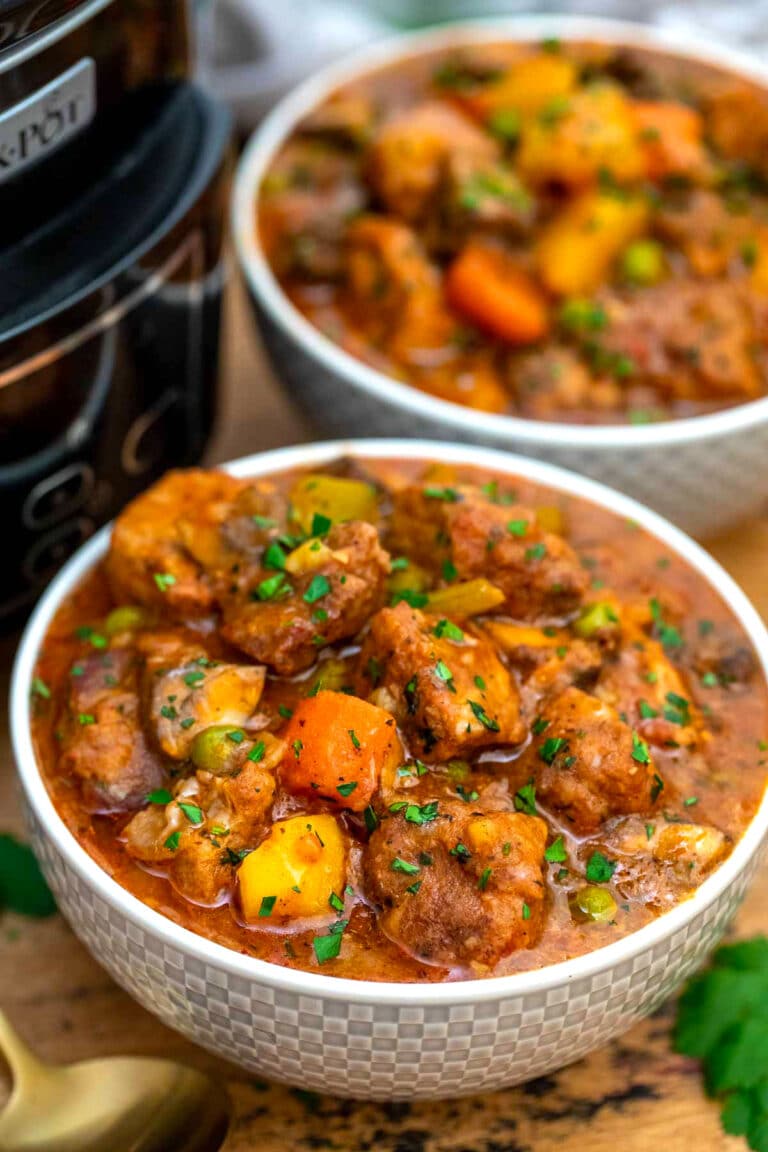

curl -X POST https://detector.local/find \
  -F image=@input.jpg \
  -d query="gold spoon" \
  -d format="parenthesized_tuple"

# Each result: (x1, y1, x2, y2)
(0, 1010, 231, 1152)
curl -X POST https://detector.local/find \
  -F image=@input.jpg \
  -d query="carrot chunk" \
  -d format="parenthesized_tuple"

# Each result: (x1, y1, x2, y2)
(280, 690, 402, 811)
(632, 100, 706, 180)
(446, 243, 549, 344)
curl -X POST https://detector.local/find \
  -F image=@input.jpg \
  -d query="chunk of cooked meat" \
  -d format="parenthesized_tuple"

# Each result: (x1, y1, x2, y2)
(59, 650, 166, 812)
(655, 188, 753, 278)
(221, 520, 390, 675)
(298, 93, 376, 148)
(510, 345, 622, 420)
(363, 799, 547, 969)
(520, 686, 658, 834)
(597, 281, 763, 401)
(358, 602, 525, 760)
(596, 625, 702, 748)
(590, 814, 729, 911)
(365, 100, 497, 222)
(106, 469, 245, 619)
(692, 626, 757, 686)
(260, 142, 367, 280)
(438, 153, 534, 249)
(124, 755, 278, 905)
(390, 485, 589, 622)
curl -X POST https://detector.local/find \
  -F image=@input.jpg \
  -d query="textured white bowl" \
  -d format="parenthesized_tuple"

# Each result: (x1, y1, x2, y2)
(233, 16, 768, 539)
(11, 440, 768, 1100)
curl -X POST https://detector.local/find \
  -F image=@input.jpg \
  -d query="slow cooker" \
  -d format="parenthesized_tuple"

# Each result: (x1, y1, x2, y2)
(0, 3, 231, 627)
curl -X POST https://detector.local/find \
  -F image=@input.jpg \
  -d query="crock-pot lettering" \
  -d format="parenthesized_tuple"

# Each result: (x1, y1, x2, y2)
(31, 459, 768, 981)
(259, 40, 768, 425)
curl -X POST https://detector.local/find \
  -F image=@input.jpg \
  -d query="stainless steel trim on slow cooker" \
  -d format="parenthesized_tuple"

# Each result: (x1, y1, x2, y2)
(0, 0, 114, 71)
(0, 54, 93, 179)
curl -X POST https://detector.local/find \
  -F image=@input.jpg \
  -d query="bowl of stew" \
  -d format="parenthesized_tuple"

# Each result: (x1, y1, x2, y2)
(11, 439, 768, 1098)
(233, 17, 768, 538)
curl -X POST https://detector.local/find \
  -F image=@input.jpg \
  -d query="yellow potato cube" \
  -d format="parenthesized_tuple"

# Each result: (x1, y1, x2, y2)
(238, 814, 346, 922)
(289, 474, 379, 533)
(536, 191, 649, 297)
(518, 83, 645, 188)
(464, 53, 577, 120)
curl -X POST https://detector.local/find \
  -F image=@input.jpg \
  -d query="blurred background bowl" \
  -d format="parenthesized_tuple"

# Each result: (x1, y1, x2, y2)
(233, 15, 768, 540)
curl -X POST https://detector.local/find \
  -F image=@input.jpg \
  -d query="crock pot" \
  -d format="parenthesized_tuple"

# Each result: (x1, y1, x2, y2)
(0, 79, 231, 627)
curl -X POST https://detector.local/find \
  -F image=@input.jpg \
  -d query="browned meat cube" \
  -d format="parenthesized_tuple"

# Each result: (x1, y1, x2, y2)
(106, 469, 246, 620)
(221, 521, 390, 675)
(365, 100, 497, 222)
(358, 601, 525, 761)
(363, 799, 547, 969)
(521, 686, 659, 834)
(390, 485, 589, 623)
(124, 753, 279, 906)
(596, 281, 761, 402)
(59, 649, 166, 812)
(440, 152, 534, 248)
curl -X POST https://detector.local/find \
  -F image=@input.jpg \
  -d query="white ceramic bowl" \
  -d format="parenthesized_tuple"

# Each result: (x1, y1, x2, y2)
(233, 16, 768, 539)
(10, 440, 768, 1099)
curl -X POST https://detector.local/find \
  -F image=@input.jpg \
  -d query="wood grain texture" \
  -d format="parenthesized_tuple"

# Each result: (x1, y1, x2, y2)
(1, 277, 765, 1150)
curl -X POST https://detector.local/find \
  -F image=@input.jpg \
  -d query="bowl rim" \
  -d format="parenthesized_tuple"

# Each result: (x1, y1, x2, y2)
(10, 438, 768, 1005)
(232, 13, 768, 450)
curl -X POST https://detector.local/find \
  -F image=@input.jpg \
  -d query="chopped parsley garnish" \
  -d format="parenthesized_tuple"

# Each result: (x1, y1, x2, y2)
(645, 823, 655, 840)
(544, 836, 567, 864)
(664, 692, 691, 726)
(329, 891, 344, 913)
(450, 843, 472, 861)
(263, 542, 287, 571)
(701, 672, 719, 688)
(423, 486, 460, 502)
(78, 713, 95, 726)
(456, 784, 479, 803)
(632, 732, 651, 765)
(259, 896, 276, 917)
(474, 675, 486, 690)
(337, 781, 358, 797)
(514, 780, 537, 816)
(585, 851, 616, 884)
(478, 867, 492, 891)
(252, 515, 276, 529)
(164, 831, 181, 852)
(364, 805, 379, 832)
(525, 543, 547, 562)
(183, 670, 205, 688)
(391, 588, 429, 608)
(469, 700, 500, 732)
(311, 513, 332, 537)
(650, 597, 683, 650)
(227, 729, 245, 744)
(507, 519, 529, 537)
(278, 705, 293, 720)
(248, 740, 266, 762)
(391, 857, 420, 875)
(390, 556, 409, 571)
(31, 677, 51, 699)
(178, 802, 204, 825)
(292, 739, 303, 759)
(539, 736, 569, 765)
(639, 699, 659, 719)
(146, 788, 173, 805)
(256, 572, 290, 601)
(684, 796, 699, 807)
(313, 920, 347, 964)
(406, 881, 422, 896)
(348, 729, 361, 750)
(433, 619, 463, 642)
(435, 660, 455, 690)
(522, 902, 531, 921)
(651, 773, 665, 802)
(532, 717, 549, 735)
(153, 572, 177, 592)
(160, 704, 177, 720)
(403, 801, 439, 825)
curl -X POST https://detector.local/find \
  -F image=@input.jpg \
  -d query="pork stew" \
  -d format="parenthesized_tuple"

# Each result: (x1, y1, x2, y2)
(30, 458, 768, 981)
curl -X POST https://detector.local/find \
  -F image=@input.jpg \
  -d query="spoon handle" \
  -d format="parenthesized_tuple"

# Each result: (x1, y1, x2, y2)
(0, 1010, 44, 1090)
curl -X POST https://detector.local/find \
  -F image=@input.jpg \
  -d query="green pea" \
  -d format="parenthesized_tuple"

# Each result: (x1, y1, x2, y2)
(190, 725, 244, 775)
(104, 605, 148, 635)
(621, 240, 665, 286)
(570, 885, 618, 923)
(573, 601, 620, 638)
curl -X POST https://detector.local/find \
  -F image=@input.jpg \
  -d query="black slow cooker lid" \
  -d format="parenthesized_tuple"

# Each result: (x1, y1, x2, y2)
(0, 81, 230, 340)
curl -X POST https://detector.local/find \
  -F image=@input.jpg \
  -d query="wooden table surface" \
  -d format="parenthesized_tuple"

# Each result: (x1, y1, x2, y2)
(2, 276, 767, 1151)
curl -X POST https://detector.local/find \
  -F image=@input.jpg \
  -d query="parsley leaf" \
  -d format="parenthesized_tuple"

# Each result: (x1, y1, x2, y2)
(585, 851, 616, 884)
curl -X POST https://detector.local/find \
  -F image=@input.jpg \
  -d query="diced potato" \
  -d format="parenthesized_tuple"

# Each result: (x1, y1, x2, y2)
(238, 814, 346, 921)
(388, 559, 432, 596)
(280, 690, 402, 811)
(425, 578, 505, 617)
(748, 233, 768, 295)
(518, 84, 645, 188)
(289, 474, 379, 533)
(536, 191, 649, 296)
(483, 621, 566, 651)
(458, 53, 577, 121)
(534, 505, 564, 534)
(284, 537, 334, 574)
